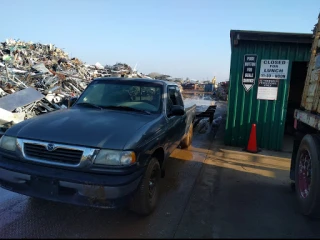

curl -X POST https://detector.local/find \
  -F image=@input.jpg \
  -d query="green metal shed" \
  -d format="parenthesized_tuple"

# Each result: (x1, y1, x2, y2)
(225, 30, 313, 151)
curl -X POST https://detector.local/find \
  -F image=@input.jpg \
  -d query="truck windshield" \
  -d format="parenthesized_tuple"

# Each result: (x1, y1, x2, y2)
(76, 81, 163, 113)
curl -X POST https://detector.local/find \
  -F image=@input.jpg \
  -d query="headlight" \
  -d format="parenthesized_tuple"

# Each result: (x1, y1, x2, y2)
(94, 150, 136, 166)
(0, 136, 17, 151)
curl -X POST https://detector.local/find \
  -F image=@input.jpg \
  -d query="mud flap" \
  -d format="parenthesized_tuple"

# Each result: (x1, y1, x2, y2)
(290, 131, 305, 181)
(290, 139, 301, 181)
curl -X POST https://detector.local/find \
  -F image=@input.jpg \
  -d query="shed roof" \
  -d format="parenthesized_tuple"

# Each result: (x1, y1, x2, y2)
(230, 30, 313, 46)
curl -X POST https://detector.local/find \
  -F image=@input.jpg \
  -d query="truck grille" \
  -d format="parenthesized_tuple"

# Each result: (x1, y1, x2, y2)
(24, 143, 83, 165)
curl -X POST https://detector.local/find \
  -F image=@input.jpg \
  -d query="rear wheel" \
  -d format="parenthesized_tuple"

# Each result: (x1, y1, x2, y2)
(130, 157, 161, 216)
(180, 123, 193, 149)
(295, 134, 320, 218)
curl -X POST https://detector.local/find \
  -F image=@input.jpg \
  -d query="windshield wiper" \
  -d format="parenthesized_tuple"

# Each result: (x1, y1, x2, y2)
(76, 102, 103, 110)
(103, 105, 151, 115)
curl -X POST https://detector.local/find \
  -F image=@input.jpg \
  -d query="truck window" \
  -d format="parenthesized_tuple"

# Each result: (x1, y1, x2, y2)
(174, 86, 184, 107)
(77, 81, 162, 113)
(81, 84, 106, 103)
(167, 85, 184, 117)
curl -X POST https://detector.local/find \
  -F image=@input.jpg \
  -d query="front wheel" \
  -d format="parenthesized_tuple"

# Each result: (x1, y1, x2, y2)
(295, 134, 320, 218)
(130, 157, 161, 216)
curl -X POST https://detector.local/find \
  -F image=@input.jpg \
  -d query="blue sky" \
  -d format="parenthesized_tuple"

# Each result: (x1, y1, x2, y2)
(1, 0, 319, 82)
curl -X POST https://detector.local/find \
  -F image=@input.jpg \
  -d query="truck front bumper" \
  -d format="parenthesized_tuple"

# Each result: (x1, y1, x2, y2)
(0, 153, 144, 209)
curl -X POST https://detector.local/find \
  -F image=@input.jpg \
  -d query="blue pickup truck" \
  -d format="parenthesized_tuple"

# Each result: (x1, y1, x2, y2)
(0, 78, 196, 215)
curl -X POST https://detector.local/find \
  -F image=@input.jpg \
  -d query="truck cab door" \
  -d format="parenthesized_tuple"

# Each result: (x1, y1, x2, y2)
(165, 86, 186, 153)
(175, 86, 187, 140)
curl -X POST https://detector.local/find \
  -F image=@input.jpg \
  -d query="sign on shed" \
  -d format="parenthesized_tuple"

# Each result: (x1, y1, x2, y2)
(259, 60, 289, 79)
(257, 79, 279, 100)
(242, 54, 257, 92)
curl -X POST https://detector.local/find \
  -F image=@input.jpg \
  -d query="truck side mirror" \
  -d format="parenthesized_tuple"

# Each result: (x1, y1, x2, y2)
(68, 97, 78, 108)
(170, 105, 185, 116)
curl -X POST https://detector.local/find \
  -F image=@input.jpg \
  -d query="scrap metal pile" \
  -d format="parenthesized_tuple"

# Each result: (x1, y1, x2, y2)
(216, 81, 229, 101)
(0, 39, 150, 131)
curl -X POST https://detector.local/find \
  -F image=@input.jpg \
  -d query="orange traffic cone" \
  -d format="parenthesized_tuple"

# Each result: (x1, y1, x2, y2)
(246, 124, 259, 153)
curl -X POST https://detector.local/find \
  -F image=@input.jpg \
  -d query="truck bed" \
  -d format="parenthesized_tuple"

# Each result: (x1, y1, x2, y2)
(294, 109, 320, 131)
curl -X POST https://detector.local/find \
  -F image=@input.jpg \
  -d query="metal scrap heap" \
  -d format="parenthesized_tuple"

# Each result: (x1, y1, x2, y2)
(0, 39, 150, 133)
(0, 39, 94, 132)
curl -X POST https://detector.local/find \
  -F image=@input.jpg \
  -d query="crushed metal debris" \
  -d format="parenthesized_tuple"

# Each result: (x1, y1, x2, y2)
(0, 39, 151, 130)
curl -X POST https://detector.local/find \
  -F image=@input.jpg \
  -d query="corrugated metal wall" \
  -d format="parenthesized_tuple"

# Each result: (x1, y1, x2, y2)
(225, 40, 311, 151)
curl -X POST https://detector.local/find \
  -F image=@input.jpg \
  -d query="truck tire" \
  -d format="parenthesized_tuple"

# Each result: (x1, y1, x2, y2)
(180, 123, 193, 149)
(130, 157, 161, 216)
(295, 134, 320, 218)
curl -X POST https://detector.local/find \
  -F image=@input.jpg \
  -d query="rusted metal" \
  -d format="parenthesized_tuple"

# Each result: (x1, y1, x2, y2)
(301, 15, 320, 111)
(83, 183, 109, 205)
(195, 105, 217, 124)
(294, 109, 320, 131)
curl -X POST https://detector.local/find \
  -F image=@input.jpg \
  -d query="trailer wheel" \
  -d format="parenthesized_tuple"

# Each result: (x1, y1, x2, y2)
(180, 123, 193, 149)
(295, 134, 320, 218)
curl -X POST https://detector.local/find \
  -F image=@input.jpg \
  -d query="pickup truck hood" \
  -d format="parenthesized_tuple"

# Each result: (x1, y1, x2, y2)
(6, 108, 156, 150)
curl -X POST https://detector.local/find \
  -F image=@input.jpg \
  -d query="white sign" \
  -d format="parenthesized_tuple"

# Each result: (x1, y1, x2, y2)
(257, 79, 279, 100)
(259, 60, 289, 79)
